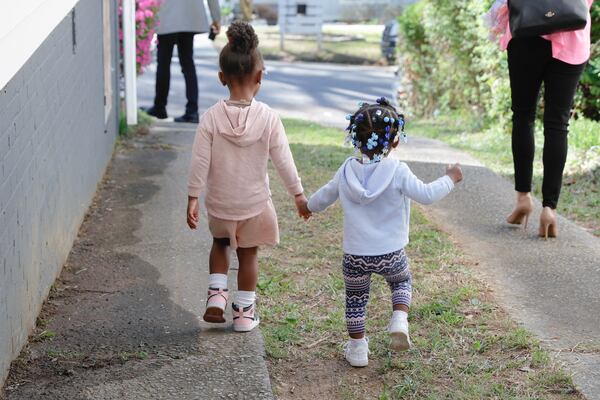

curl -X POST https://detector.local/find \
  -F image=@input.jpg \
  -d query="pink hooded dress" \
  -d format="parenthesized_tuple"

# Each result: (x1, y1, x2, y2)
(498, 0, 594, 65)
(188, 99, 303, 221)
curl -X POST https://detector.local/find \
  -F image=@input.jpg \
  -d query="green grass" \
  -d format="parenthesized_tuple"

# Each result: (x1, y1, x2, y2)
(411, 116, 600, 236)
(118, 110, 153, 138)
(260, 118, 581, 399)
(215, 25, 384, 65)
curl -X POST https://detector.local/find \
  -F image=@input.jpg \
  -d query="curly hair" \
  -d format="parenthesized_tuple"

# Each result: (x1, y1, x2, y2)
(346, 97, 405, 161)
(219, 21, 263, 80)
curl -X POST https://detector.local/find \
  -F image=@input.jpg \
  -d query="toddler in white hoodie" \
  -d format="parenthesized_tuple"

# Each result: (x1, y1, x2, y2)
(307, 98, 463, 367)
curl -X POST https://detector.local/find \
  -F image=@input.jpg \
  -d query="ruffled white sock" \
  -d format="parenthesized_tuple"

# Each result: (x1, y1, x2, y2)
(235, 290, 256, 308)
(208, 273, 228, 290)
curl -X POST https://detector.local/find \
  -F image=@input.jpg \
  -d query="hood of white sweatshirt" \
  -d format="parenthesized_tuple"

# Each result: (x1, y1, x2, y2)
(216, 99, 270, 147)
(340, 157, 399, 205)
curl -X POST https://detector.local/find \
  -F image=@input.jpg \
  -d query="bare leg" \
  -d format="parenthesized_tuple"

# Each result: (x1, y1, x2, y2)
(209, 239, 230, 275)
(393, 304, 409, 312)
(236, 246, 258, 292)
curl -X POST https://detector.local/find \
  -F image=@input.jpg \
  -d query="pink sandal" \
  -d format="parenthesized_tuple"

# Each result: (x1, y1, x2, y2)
(203, 288, 228, 323)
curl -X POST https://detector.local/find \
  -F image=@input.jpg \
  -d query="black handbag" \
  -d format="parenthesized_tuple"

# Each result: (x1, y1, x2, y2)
(508, 0, 588, 38)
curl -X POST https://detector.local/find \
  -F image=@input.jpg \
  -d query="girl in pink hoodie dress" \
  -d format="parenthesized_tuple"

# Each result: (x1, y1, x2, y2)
(186, 21, 310, 332)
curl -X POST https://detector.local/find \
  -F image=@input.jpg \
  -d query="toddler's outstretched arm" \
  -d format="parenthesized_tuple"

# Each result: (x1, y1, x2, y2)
(307, 168, 342, 213)
(397, 163, 462, 205)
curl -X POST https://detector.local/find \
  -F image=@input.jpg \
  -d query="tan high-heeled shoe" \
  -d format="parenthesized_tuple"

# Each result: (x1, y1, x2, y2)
(507, 194, 534, 229)
(539, 207, 558, 239)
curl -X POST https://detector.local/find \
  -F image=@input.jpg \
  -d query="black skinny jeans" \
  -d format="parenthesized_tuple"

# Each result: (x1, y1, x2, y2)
(153, 32, 198, 115)
(507, 37, 586, 209)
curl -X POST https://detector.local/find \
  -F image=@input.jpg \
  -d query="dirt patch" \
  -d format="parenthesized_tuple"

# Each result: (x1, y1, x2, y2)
(1, 137, 200, 399)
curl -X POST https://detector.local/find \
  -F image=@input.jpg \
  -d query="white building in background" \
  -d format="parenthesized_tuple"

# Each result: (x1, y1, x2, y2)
(251, 0, 419, 22)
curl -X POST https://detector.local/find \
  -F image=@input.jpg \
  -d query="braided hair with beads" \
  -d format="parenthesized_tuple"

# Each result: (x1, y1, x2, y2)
(345, 97, 406, 163)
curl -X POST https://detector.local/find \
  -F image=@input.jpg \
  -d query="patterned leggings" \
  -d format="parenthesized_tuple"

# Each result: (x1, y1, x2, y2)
(343, 249, 412, 336)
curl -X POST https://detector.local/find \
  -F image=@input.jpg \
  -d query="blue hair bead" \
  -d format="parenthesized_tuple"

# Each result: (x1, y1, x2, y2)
(345, 114, 352, 121)
(383, 116, 390, 123)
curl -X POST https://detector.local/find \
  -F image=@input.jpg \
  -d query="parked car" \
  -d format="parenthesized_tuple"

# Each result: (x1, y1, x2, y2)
(381, 20, 399, 64)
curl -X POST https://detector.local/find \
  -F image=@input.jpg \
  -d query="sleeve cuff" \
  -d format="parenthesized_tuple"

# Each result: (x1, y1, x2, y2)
(188, 187, 202, 197)
(441, 175, 455, 190)
(288, 182, 304, 196)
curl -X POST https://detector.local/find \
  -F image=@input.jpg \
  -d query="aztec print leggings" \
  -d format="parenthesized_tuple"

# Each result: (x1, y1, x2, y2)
(343, 249, 412, 336)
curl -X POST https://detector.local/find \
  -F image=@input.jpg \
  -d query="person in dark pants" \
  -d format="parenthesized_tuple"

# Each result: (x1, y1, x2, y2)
(495, 0, 593, 239)
(145, 0, 221, 123)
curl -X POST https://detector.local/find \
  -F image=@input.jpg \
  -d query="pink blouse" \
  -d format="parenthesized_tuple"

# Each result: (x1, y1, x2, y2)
(499, 0, 594, 65)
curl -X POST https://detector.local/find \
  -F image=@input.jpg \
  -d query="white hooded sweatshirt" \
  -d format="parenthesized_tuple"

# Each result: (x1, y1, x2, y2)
(307, 157, 454, 256)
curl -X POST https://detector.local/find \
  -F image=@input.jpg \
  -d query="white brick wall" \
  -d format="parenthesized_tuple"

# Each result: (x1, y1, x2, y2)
(0, 0, 119, 383)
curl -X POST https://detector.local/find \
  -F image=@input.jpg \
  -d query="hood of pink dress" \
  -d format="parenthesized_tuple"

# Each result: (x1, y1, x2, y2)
(215, 99, 270, 147)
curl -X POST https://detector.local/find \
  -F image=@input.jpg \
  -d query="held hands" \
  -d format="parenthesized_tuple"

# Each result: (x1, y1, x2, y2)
(294, 193, 312, 220)
(187, 196, 200, 229)
(446, 163, 464, 184)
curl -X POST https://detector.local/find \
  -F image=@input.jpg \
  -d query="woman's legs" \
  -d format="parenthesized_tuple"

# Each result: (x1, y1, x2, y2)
(343, 255, 372, 339)
(154, 33, 177, 111)
(176, 32, 199, 116)
(507, 37, 551, 193)
(541, 59, 586, 209)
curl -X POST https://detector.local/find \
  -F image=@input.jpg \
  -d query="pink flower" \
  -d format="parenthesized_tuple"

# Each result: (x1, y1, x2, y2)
(144, 9, 153, 18)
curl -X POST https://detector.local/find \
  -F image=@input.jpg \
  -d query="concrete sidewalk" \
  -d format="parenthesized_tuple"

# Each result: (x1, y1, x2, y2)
(2, 123, 273, 399)
(393, 137, 600, 400)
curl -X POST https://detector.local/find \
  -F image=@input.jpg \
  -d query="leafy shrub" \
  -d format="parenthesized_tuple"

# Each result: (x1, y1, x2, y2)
(576, 2, 600, 120)
(398, 1, 599, 123)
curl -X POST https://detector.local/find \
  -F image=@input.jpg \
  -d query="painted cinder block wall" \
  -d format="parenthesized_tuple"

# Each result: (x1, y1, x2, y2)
(0, 0, 120, 383)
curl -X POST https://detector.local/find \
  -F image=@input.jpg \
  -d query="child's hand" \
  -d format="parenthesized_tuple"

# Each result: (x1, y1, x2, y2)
(294, 193, 312, 220)
(446, 163, 463, 184)
(187, 196, 200, 229)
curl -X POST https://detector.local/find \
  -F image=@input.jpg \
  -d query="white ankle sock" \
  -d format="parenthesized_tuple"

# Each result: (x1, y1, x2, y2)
(349, 337, 368, 348)
(208, 273, 228, 290)
(235, 291, 256, 308)
(392, 310, 408, 321)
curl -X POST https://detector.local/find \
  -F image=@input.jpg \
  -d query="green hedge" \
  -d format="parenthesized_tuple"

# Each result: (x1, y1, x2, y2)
(578, 4, 600, 120)
(398, 1, 600, 123)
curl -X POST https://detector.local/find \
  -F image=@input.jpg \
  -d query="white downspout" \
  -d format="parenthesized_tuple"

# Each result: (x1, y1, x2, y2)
(122, 0, 138, 125)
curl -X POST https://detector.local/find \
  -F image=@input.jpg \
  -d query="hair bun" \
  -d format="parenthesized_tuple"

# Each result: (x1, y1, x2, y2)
(376, 97, 391, 107)
(226, 21, 259, 54)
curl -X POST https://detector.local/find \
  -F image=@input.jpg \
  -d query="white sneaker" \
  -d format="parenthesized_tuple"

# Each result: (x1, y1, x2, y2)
(344, 338, 369, 367)
(389, 315, 411, 351)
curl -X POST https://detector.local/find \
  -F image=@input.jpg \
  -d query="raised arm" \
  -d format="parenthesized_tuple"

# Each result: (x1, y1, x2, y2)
(396, 164, 454, 205)
(269, 118, 304, 196)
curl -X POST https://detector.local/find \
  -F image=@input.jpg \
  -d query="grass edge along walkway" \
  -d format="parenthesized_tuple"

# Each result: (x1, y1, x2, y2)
(258, 118, 582, 399)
